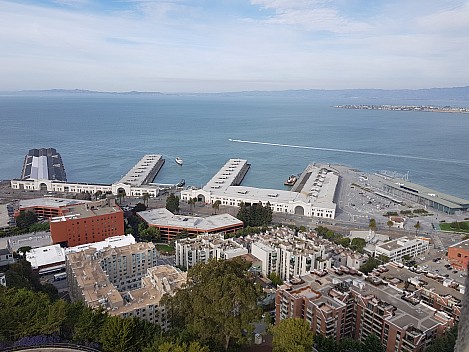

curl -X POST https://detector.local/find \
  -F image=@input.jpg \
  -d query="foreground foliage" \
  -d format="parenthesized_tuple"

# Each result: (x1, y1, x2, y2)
(165, 258, 262, 351)
(271, 318, 314, 352)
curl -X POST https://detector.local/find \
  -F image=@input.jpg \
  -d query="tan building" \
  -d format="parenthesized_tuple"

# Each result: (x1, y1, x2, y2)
(66, 242, 185, 328)
(275, 264, 456, 352)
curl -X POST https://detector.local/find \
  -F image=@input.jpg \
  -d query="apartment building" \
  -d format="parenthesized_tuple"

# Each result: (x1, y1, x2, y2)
(275, 265, 456, 352)
(50, 198, 124, 247)
(175, 233, 248, 269)
(447, 239, 469, 271)
(374, 237, 429, 262)
(66, 242, 185, 328)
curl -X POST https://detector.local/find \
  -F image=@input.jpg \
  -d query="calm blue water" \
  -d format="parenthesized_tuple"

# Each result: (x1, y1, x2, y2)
(1, 94, 469, 199)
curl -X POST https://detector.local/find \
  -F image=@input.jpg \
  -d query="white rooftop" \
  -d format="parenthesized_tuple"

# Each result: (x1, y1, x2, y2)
(26, 244, 65, 270)
(203, 160, 337, 209)
(118, 154, 163, 186)
(65, 234, 136, 254)
(138, 208, 243, 230)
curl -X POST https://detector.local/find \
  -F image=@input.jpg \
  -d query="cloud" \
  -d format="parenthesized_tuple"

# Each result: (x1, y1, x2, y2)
(0, 0, 468, 92)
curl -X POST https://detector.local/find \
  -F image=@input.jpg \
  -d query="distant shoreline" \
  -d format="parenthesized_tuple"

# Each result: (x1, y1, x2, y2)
(334, 104, 469, 114)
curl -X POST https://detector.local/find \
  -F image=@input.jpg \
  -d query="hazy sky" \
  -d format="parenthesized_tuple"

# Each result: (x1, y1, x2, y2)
(1, 0, 468, 92)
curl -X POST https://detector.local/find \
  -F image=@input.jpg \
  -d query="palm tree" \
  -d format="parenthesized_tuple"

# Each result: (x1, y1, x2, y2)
(414, 221, 421, 236)
(369, 218, 377, 233)
(117, 189, 126, 204)
(142, 193, 150, 207)
(212, 200, 221, 214)
(387, 220, 394, 232)
(188, 197, 196, 211)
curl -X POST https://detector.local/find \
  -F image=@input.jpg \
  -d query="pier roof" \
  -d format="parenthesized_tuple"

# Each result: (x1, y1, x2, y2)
(117, 154, 163, 186)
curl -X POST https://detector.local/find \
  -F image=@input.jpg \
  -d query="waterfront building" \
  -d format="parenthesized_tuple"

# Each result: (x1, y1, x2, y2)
(11, 154, 164, 198)
(382, 179, 469, 214)
(137, 208, 243, 242)
(374, 237, 429, 262)
(175, 233, 248, 269)
(275, 264, 456, 352)
(50, 198, 124, 247)
(181, 159, 338, 220)
(66, 242, 185, 328)
(21, 148, 67, 182)
(447, 239, 469, 271)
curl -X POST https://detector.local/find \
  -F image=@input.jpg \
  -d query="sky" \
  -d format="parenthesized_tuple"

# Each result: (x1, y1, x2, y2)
(1, 0, 469, 93)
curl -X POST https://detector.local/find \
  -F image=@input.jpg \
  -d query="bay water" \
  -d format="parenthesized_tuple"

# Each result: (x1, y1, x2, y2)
(1, 94, 468, 199)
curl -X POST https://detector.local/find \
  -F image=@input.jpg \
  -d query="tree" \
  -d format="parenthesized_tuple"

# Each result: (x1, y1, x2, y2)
(387, 220, 394, 231)
(117, 189, 126, 204)
(359, 257, 380, 274)
(188, 197, 196, 211)
(100, 316, 144, 352)
(268, 272, 283, 286)
(144, 341, 210, 352)
(236, 202, 272, 227)
(15, 211, 38, 229)
(350, 238, 366, 252)
(165, 258, 261, 351)
(271, 318, 314, 352)
(369, 218, 377, 233)
(336, 237, 351, 248)
(142, 193, 150, 207)
(414, 221, 421, 235)
(212, 200, 221, 214)
(362, 334, 384, 352)
(132, 202, 147, 213)
(166, 194, 180, 213)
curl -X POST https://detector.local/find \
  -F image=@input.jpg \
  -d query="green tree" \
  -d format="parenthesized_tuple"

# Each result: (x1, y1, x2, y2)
(188, 197, 196, 211)
(350, 238, 366, 252)
(359, 257, 380, 274)
(212, 200, 221, 214)
(165, 258, 261, 351)
(100, 315, 141, 352)
(369, 218, 377, 233)
(271, 318, 314, 352)
(117, 189, 126, 204)
(268, 272, 283, 286)
(133, 202, 147, 213)
(362, 334, 384, 352)
(166, 194, 180, 213)
(15, 210, 38, 229)
(236, 202, 272, 227)
(387, 220, 394, 231)
(336, 236, 351, 247)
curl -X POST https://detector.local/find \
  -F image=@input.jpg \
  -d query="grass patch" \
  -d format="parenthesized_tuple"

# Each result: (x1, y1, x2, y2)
(439, 221, 469, 233)
(154, 243, 175, 254)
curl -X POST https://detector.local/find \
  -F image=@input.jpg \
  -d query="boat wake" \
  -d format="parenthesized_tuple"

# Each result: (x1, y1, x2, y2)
(228, 138, 469, 166)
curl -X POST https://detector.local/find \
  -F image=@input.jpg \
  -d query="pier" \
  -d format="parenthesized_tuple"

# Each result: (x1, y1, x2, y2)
(118, 155, 165, 186)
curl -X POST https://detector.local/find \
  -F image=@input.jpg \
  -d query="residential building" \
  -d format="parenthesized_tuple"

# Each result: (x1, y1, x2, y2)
(175, 233, 248, 269)
(0, 247, 15, 267)
(50, 198, 124, 246)
(181, 159, 339, 219)
(138, 208, 243, 242)
(66, 242, 185, 329)
(448, 239, 469, 271)
(275, 265, 456, 352)
(374, 237, 429, 262)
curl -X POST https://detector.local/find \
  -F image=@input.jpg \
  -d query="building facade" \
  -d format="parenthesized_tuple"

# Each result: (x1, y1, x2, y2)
(50, 198, 124, 247)
(374, 237, 429, 262)
(138, 208, 243, 242)
(447, 239, 469, 271)
(175, 233, 248, 269)
(66, 242, 184, 328)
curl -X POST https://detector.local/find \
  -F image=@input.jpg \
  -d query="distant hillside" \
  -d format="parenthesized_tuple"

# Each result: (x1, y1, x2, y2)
(5, 86, 469, 101)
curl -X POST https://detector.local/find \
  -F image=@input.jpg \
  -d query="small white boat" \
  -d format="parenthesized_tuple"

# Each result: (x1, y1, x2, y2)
(175, 157, 183, 165)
